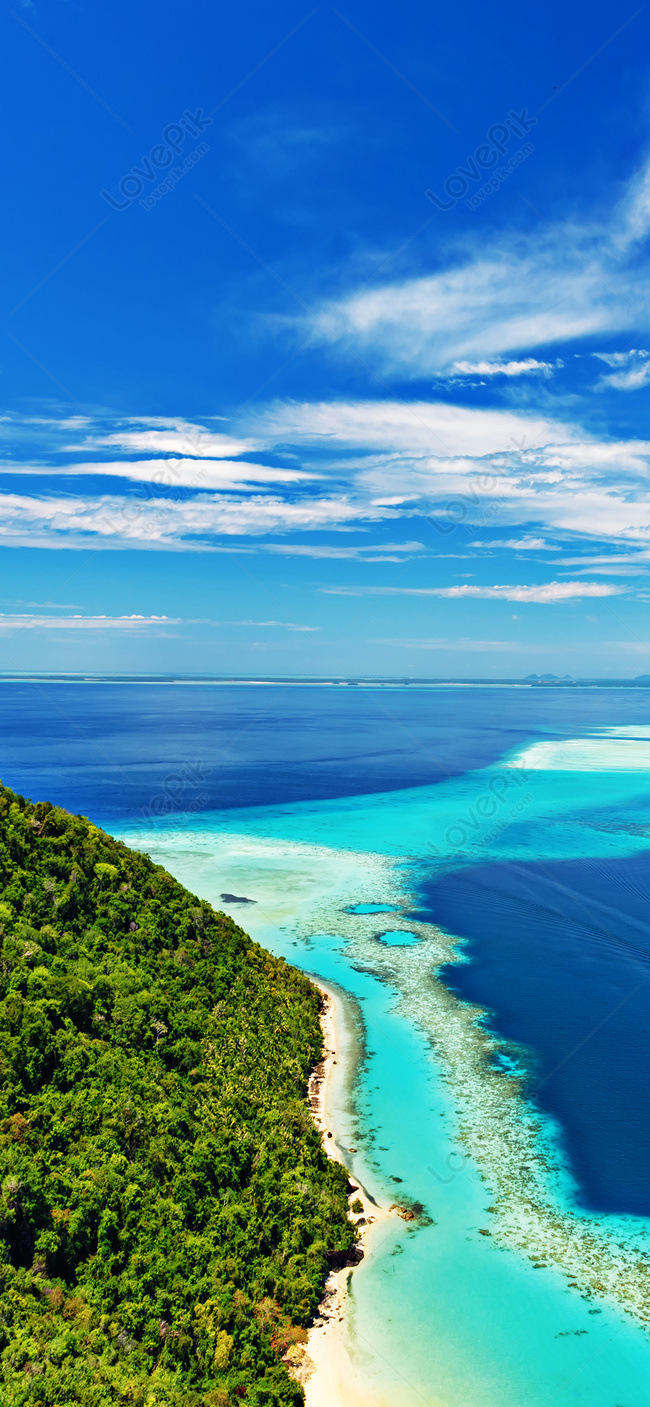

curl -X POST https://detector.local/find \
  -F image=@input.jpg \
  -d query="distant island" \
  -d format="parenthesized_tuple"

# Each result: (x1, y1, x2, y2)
(522, 674, 650, 687)
(0, 784, 356, 1405)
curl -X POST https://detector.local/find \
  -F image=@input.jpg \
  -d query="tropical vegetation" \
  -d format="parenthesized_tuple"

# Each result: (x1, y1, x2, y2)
(0, 783, 356, 1405)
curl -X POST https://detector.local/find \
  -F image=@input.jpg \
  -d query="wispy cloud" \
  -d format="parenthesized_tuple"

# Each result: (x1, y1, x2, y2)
(6, 457, 315, 489)
(300, 161, 650, 377)
(258, 539, 424, 559)
(250, 400, 650, 548)
(592, 349, 648, 367)
(322, 582, 626, 602)
(5, 151, 650, 575)
(6, 394, 650, 559)
(469, 537, 550, 550)
(551, 551, 650, 565)
(15, 599, 83, 608)
(0, 614, 319, 631)
(308, 255, 623, 376)
(251, 398, 573, 457)
(450, 358, 553, 377)
(66, 418, 252, 459)
(0, 613, 175, 630)
(0, 490, 391, 548)
(597, 356, 650, 391)
(558, 562, 650, 575)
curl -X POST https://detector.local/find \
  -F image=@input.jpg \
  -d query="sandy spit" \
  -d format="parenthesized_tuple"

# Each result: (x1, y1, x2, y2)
(283, 982, 399, 1407)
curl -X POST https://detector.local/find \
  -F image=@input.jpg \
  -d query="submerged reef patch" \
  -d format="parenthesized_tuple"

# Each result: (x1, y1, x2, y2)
(300, 860, 650, 1331)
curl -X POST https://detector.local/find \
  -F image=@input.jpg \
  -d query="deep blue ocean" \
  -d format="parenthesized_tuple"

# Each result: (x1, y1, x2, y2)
(4, 679, 650, 1224)
(6, 677, 650, 817)
(426, 853, 650, 1215)
(0, 679, 547, 815)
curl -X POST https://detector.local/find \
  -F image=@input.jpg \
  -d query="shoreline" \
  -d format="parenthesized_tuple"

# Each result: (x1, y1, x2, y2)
(122, 820, 650, 1404)
(287, 980, 397, 1407)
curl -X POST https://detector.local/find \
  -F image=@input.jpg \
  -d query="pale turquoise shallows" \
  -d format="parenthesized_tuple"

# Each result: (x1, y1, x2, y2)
(112, 731, 650, 1406)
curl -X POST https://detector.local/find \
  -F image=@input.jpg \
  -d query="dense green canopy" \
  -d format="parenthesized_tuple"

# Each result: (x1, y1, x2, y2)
(0, 783, 356, 1405)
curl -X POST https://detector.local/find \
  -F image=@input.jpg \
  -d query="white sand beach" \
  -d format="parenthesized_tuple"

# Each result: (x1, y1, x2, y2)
(287, 982, 400, 1407)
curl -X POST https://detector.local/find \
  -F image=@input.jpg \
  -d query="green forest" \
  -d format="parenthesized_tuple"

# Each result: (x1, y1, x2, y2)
(0, 782, 357, 1405)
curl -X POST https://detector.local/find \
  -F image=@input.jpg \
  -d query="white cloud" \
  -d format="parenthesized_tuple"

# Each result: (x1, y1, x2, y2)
(551, 552, 650, 565)
(309, 257, 623, 376)
(532, 439, 650, 473)
(322, 581, 626, 602)
(0, 614, 319, 631)
(300, 162, 650, 377)
(7, 392, 650, 558)
(592, 349, 650, 390)
(0, 613, 176, 630)
(451, 359, 553, 377)
(258, 539, 424, 559)
(613, 162, 650, 249)
(252, 398, 573, 458)
(0, 489, 395, 548)
(592, 349, 648, 367)
(248, 399, 650, 549)
(66, 419, 252, 459)
(470, 537, 550, 549)
(7, 158, 650, 572)
(6, 458, 315, 490)
(6, 404, 650, 556)
(602, 364, 650, 391)
(212, 620, 320, 630)
(558, 562, 650, 576)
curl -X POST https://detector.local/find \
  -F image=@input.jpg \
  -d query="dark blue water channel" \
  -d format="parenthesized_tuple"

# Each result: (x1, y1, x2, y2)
(419, 852, 650, 1215)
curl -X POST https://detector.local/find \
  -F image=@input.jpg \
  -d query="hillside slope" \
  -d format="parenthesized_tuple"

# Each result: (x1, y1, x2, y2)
(0, 784, 356, 1405)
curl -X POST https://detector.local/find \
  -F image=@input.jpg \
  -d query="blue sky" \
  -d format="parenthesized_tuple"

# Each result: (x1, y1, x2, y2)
(4, 0, 650, 677)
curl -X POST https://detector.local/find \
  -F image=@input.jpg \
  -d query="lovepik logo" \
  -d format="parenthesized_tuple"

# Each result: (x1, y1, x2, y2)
(426, 109, 537, 211)
(101, 109, 212, 211)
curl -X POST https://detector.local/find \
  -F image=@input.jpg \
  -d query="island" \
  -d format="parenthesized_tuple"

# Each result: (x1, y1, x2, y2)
(0, 783, 357, 1405)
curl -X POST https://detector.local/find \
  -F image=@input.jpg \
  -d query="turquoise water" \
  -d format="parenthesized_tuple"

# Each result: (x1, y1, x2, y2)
(349, 904, 400, 915)
(113, 727, 650, 1406)
(376, 930, 420, 946)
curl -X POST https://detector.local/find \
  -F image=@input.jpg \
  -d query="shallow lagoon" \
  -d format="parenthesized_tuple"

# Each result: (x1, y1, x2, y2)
(114, 722, 650, 1407)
